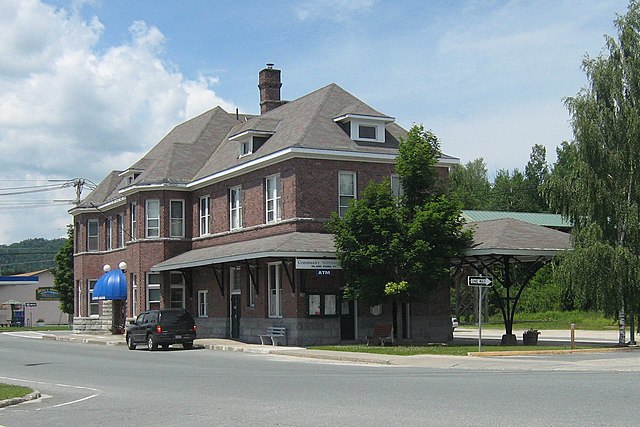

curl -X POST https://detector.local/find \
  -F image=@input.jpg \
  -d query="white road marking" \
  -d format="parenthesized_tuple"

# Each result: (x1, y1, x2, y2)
(0, 376, 101, 410)
(1, 331, 45, 339)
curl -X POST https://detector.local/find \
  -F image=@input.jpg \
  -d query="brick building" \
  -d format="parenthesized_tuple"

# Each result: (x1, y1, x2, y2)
(70, 66, 459, 345)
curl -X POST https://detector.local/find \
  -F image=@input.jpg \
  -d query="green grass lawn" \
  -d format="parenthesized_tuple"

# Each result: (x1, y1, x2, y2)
(310, 343, 595, 356)
(477, 310, 622, 331)
(0, 384, 33, 400)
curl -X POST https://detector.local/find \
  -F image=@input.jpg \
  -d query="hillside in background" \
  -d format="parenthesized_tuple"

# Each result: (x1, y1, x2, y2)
(0, 238, 66, 275)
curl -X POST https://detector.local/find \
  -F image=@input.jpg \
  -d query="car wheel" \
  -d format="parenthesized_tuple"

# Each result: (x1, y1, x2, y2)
(127, 334, 136, 350)
(147, 334, 158, 351)
(183, 341, 193, 350)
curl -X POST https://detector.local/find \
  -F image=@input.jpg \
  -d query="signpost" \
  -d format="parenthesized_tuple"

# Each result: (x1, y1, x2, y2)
(467, 276, 493, 351)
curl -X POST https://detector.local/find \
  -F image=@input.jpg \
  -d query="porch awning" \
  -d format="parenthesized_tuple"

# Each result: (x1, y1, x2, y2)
(152, 232, 336, 272)
(93, 269, 127, 300)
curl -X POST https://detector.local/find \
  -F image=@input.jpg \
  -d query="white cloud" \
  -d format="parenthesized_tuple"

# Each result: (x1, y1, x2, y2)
(0, 0, 236, 244)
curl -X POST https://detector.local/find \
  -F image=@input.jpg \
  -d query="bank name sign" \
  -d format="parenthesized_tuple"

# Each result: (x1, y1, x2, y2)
(295, 259, 341, 270)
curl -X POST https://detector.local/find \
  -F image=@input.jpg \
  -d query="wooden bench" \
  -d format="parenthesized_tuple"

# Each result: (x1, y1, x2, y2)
(365, 324, 394, 346)
(259, 326, 287, 346)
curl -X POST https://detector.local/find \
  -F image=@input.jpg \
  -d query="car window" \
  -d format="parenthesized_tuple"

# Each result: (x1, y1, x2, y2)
(136, 313, 145, 324)
(161, 310, 193, 323)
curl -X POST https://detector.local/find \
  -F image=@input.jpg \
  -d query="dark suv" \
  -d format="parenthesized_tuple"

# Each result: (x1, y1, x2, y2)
(126, 309, 197, 351)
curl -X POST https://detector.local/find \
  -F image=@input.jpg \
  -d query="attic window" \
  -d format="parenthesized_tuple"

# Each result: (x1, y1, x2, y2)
(239, 139, 253, 157)
(358, 125, 376, 140)
(333, 114, 394, 144)
(230, 130, 275, 158)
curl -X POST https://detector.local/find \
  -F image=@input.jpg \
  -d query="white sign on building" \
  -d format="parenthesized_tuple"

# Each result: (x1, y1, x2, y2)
(295, 259, 341, 270)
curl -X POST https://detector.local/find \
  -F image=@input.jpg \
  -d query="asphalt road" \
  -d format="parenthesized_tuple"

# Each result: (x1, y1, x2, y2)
(0, 333, 639, 426)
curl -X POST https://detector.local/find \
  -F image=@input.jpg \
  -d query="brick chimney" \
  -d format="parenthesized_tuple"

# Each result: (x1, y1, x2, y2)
(258, 63, 285, 114)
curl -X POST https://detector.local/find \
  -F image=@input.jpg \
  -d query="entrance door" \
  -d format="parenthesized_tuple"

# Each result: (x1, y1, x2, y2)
(340, 300, 355, 340)
(231, 294, 241, 339)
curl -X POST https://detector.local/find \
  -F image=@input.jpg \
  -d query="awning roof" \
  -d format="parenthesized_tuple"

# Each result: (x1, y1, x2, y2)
(152, 232, 336, 272)
(93, 269, 127, 300)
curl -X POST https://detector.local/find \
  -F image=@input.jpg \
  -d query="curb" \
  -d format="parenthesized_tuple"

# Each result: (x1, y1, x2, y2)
(0, 390, 41, 409)
(468, 346, 639, 357)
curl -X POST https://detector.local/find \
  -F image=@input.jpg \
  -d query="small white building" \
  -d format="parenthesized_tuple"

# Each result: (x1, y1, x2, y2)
(0, 270, 68, 326)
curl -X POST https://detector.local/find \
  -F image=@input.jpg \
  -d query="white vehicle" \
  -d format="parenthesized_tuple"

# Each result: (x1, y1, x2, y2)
(451, 317, 459, 330)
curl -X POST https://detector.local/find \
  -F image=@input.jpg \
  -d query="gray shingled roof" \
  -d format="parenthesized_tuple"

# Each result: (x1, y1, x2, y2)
(464, 218, 572, 259)
(151, 232, 336, 271)
(78, 82, 459, 208)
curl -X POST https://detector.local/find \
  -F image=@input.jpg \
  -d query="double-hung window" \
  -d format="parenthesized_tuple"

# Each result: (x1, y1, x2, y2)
(117, 213, 125, 247)
(170, 200, 185, 238)
(229, 187, 243, 230)
(146, 200, 160, 238)
(265, 175, 282, 223)
(146, 273, 161, 310)
(391, 174, 404, 198)
(268, 263, 282, 318)
(88, 280, 99, 316)
(338, 172, 356, 217)
(131, 274, 138, 317)
(199, 196, 210, 236)
(105, 219, 112, 251)
(198, 290, 208, 318)
(170, 272, 185, 309)
(87, 219, 99, 252)
(130, 202, 137, 241)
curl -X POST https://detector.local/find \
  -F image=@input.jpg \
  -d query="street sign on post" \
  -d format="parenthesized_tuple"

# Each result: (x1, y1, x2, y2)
(25, 302, 37, 307)
(467, 276, 493, 287)
(467, 276, 494, 351)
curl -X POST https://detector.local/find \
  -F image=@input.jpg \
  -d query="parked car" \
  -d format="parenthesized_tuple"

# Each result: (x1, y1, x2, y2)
(451, 317, 459, 330)
(126, 309, 197, 351)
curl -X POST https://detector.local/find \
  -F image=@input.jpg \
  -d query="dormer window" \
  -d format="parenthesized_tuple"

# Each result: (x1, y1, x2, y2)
(120, 169, 142, 186)
(333, 113, 394, 143)
(230, 130, 275, 159)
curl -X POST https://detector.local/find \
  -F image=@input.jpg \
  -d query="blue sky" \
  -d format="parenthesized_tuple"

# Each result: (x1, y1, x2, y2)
(0, 0, 629, 244)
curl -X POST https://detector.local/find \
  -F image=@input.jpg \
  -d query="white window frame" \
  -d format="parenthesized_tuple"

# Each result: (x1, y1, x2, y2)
(132, 274, 138, 317)
(117, 213, 125, 247)
(265, 174, 282, 223)
(170, 272, 185, 309)
(198, 290, 209, 318)
(199, 195, 210, 236)
(268, 262, 282, 318)
(105, 218, 112, 251)
(169, 199, 185, 238)
(391, 174, 404, 198)
(351, 119, 385, 143)
(130, 202, 137, 241)
(239, 139, 253, 157)
(88, 279, 99, 316)
(87, 219, 99, 252)
(146, 199, 160, 238)
(338, 171, 356, 217)
(229, 186, 243, 230)
(146, 272, 161, 310)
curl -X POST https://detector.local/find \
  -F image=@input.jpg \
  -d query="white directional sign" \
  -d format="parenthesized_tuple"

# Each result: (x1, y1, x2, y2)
(467, 276, 493, 287)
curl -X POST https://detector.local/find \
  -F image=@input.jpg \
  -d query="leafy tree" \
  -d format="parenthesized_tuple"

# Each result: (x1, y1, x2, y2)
(448, 158, 491, 209)
(544, 1, 640, 344)
(53, 225, 74, 317)
(329, 125, 471, 305)
(488, 168, 530, 211)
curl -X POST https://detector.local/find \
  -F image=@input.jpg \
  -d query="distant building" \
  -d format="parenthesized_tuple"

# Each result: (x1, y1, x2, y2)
(70, 66, 460, 345)
(0, 269, 67, 326)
